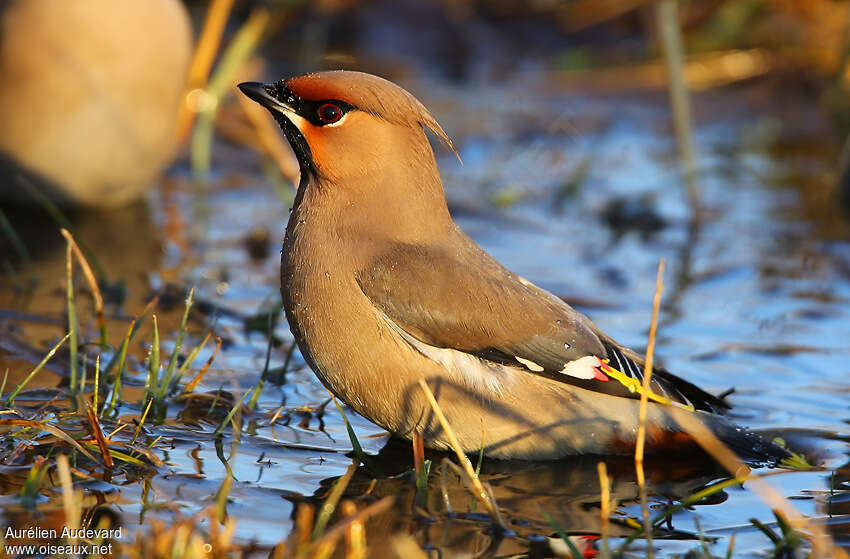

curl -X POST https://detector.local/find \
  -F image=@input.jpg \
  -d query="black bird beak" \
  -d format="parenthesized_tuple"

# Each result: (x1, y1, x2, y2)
(237, 82, 292, 113)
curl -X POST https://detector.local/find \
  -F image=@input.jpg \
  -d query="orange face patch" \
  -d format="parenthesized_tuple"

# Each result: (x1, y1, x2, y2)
(295, 120, 325, 162)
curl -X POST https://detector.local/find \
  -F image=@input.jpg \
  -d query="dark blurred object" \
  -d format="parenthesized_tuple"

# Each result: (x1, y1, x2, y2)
(0, 0, 192, 208)
(601, 195, 667, 239)
(243, 225, 271, 261)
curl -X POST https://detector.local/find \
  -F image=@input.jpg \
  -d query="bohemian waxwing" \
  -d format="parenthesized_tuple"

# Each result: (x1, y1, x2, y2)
(239, 71, 789, 461)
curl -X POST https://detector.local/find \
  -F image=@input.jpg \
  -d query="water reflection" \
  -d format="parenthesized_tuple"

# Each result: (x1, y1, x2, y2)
(304, 438, 733, 558)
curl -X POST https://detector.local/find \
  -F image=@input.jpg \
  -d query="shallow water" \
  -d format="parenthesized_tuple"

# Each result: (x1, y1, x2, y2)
(1, 72, 849, 557)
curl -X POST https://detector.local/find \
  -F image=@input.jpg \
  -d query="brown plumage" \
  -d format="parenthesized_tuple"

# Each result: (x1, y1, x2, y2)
(238, 71, 788, 461)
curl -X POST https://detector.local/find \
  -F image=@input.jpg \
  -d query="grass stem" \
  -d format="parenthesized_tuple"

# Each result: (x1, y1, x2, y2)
(61, 228, 106, 347)
(417, 379, 502, 524)
(635, 259, 665, 559)
(93, 355, 100, 413)
(191, 8, 270, 178)
(105, 320, 136, 416)
(56, 455, 80, 537)
(132, 399, 154, 445)
(312, 462, 358, 540)
(66, 240, 80, 394)
(656, 0, 699, 219)
(330, 393, 369, 466)
(597, 461, 612, 559)
(5, 333, 70, 406)
(145, 315, 161, 402)
(183, 335, 221, 394)
(158, 288, 194, 399)
(176, 0, 237, 143)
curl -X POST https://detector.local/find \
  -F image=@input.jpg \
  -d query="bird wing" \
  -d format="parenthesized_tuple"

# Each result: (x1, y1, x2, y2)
(356, 233, 729, 413)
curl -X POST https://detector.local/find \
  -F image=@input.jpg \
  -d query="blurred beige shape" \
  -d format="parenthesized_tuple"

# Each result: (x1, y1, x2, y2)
(0, 0, 192, 207)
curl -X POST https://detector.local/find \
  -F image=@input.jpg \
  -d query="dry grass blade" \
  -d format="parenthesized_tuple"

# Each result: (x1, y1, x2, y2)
(656, 0, 699, 216)
(173, 328, 213, 390)
(342, 500, 366, 559)
(191, 7, 271, 177)
(417, 379, 501, 523)
(176, 0, 237, 143)
(277, 502, 315, 558)
(123, 513, 231, 559)
(60, 228, 106, 346)
(635, 259, 665, 558)
(636, 260, 666, 456)
(183, 335, 221, 394)
(0, 418, 97, 462)
(557, 49, 772, 93)
(412, 430, 425, 475)
(86, 404, 114, 469)
(598, 461, 612, 559)
(302, 496, 394, 558)
(56, 454, 80, 534)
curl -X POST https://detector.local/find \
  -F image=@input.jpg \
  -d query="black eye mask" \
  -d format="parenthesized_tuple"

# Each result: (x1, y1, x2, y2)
(269, 82, 355, 127)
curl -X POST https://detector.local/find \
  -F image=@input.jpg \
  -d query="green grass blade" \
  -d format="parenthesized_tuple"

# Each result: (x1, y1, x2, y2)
(539, 505, 583, 559)
(0, 368, 8, 398)
(157, 288, 194, 399)
(6, 333, 71, 405)
(214, 384, 261, 436)
(105, 321, 135, 416)
(621, 475, 747, 550)
(145, 315, 161, 402)
(93, 355, 100, 413)
(66, 242, 80, 393)
(331, 395, 369, 466)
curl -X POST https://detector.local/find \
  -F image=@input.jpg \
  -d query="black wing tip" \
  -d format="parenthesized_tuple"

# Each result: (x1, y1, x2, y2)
(710, 421, 793, 467)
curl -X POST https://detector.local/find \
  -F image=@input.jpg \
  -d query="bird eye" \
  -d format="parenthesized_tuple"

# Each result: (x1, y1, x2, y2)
(317, 103, 342, 124)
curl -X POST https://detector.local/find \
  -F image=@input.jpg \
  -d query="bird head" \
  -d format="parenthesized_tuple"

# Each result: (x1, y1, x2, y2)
(238, 71, 458, 185)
